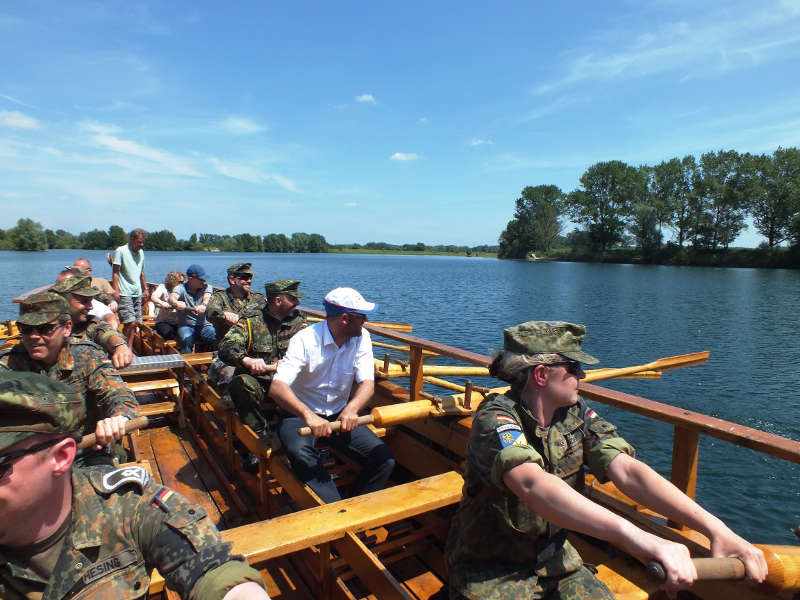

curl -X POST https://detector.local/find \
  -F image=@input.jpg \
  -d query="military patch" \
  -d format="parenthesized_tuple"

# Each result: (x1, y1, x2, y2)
(586, 408, 597, 419)
(496, 423, 525, 448)
(82, 548, 139, 584)
(494, 414, 516, 423)
(151, 486, 175, 512)
(101, 466, 151, 493)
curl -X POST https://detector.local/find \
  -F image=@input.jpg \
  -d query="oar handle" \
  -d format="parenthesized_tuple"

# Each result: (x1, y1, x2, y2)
(647, 557, 745, 582)
(78, 416, 150, 450)
(298, 415, 373, 436)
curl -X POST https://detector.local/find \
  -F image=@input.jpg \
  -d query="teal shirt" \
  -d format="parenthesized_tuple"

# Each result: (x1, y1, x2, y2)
(113, 244, 145, 296)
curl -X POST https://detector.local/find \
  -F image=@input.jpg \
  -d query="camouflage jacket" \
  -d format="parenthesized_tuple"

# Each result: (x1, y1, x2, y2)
(206, 289, 266, 342)
(0, 339, 138, 436)
(70, 316, 124, 359)
(0, 466, 264, 600)
(218, 308, 307, 378)
(445, 388, 635, 599)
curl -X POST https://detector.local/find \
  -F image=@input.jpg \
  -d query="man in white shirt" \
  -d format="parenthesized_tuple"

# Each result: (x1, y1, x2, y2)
(269, 288, 395, 503)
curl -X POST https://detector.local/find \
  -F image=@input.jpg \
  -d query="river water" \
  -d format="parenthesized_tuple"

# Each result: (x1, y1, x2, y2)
(1, 250, 798, 543)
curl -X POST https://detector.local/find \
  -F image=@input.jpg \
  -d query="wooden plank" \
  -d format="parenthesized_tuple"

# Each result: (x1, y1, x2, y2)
(578, 383, 800, 464)
(670, 425, 699, 529)
(259, 557, 316, 600)
(334, 532, 413, 600)
(387, 430, 461, 479)
(138, 401, 177, 417)
(408, 346, 423, 403)
(136, 429, 163, 486)
(126, 379, 179, 393)
(385, 555, 444, 600)
(149, 427, 223, 526)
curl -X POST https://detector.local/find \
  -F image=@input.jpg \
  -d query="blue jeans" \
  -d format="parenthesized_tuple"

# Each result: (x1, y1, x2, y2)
(278, 412, 395, 503)
(177, 319, 217, 354)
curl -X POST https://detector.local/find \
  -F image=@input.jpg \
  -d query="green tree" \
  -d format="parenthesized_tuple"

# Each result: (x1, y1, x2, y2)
(233, 233, 262, 252)
(148, 229, 178, 250)
(568, 161, 639, 252)
(740, 148, 800, 247)
(10, 218, 48, 251)
(307, 233, 328, 253)
(695, 150, 746, 250)
(81, 229, 111, 249)
(291, 232, 310, 253)
(263, 233, 292, 252)
(498, 185, 565, 259)
(108, 225, 126, 248)
(652, 157, 696, 246)
(498, 219, 527, 258)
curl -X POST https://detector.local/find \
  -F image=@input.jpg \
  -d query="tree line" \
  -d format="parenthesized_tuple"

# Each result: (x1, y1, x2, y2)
(0, 221, 497, 256)
(498, 147, 800, 261)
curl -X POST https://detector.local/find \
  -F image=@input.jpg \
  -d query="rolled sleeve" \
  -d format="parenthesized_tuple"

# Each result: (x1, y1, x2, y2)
(490, 444, 545, 490)
(273, 334, 306, 386)
(583, 417, 635, 483)
(191, 560, 266, 600)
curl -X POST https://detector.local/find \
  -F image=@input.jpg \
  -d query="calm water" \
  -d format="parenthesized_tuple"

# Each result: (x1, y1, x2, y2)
(2, 250, 799, 543)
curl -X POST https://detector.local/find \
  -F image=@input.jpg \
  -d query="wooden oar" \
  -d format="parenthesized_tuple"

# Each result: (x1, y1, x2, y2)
(647, 544, 800, 594)
(300, 351, 711, 436)
(305, 316, 413, 332)
(77, 416, 150, 450)
(582, 351, 709, 383)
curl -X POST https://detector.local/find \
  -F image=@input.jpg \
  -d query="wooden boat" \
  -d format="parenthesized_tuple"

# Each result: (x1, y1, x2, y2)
(5, 292, 800, 599)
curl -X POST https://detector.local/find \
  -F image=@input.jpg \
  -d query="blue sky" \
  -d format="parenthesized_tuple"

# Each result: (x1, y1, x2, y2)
(2, 1, 800, 247)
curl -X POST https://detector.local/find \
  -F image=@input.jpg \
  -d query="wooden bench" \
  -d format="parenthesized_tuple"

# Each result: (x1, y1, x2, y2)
(148, 470, 464, 593)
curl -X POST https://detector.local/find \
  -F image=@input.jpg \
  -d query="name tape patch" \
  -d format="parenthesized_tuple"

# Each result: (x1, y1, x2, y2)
(82, 548, 139, 584)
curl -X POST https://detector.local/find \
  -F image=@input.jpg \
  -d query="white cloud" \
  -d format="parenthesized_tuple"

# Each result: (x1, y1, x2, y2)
(345, 202, 357, 207)
(0, 93, 30, 107)
(469, 138, 494, 147)
(536, 6, 800, 94)
(78, 120, 121, 135)
(209, 157, 298, 192)
(93, 134, 201, 176)
(355, 93, 376, 104)
(390, 152, 421, 161)
(219, 116, 264, 135)
(0, 110, 42, 129)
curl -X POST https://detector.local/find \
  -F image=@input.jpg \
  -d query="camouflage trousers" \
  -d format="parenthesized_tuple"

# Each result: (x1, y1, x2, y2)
(451, 566, 615, 600)
(229, 373, 272, 436)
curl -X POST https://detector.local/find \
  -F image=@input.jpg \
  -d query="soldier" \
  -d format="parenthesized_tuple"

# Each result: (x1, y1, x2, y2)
(206, 262, 266, 343)
(0, 372, 269, 600)
(73, 258, 119, 303)
(269, 287, 395, 504)
(0, 292, 139, 466)
(219, 280, 307, 438)
(445, 321, 767, 599)
(51, 270, 134, 369)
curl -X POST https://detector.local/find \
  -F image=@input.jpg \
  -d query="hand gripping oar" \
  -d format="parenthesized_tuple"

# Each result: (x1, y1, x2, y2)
(648, 545, 800, 595)
(77, 416, 150, 450)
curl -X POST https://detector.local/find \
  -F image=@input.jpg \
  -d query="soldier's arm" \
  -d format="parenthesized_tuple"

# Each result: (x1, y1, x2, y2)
(86, 350, 139, 421)
(112, 263, 121, 294)
(205, 292, 224, 321)
(606, 454, 767, 583)
(87, 321, 134, 370)
(218, 322, 249, 367)
(132, 479, 268, 600)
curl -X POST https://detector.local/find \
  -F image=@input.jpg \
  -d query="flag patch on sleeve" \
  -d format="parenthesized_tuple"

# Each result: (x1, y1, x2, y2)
(496, 423, 526, 448)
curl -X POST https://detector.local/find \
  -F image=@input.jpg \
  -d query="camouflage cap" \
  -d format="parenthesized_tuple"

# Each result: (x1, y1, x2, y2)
(50, 274, 101, 298)
(0, 372, 85, 449)
(227, 262, 254, 276)
(62, 265, 89, 277)
(266, 279, 306, 299)
(503, 321, 599, 365)
(17, 292, 70, 326)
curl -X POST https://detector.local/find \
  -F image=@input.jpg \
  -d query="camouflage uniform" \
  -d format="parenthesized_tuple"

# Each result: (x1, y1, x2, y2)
(50, 274, 125, 359)
(446, 321, 632, 600)
(0, 340, 138, 439)
(218, 280, 307, 434)
(0, 373, 266, 600)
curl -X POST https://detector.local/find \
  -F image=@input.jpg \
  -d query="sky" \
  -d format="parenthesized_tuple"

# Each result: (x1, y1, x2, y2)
(2, 1, 800, 247)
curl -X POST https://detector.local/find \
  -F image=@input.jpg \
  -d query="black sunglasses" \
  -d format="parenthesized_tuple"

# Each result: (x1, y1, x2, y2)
(0, 437, 64, 479)
(18, 322, 63, 336)
(549, 360, 583, 376)
(235, 274, 252, 281)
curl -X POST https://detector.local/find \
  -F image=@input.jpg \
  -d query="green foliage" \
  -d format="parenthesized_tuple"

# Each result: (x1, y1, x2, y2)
(692, 150, 746, 250)
(290, 232, 310, 253)
(80, 228, 111, 249)
(108, 225, 127, 248)
(147, 230, 179, 250)
(263, 233, 292, 252)
(498, 185, 565, 258)
(9, 218, 48, 251)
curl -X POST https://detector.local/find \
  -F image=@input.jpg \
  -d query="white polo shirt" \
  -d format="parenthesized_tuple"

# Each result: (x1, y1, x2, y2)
(273, 320, 374, 416)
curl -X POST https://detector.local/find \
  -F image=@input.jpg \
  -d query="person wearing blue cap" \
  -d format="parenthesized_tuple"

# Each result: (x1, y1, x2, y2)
(269, 287, 395, 503)
(169, 265, 216, 354)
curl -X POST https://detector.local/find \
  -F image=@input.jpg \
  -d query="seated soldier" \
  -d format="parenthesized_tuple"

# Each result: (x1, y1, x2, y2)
(0, 372, 269, 600)
(219, 280, 307, 438)
(269, 287, 395, 504)
(0, 292, 139, 466)
(445, 321, 767, 599)
(51, 270, 134, 369)
(63, 265, 119, 329)
(206, 263, 266, 389)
